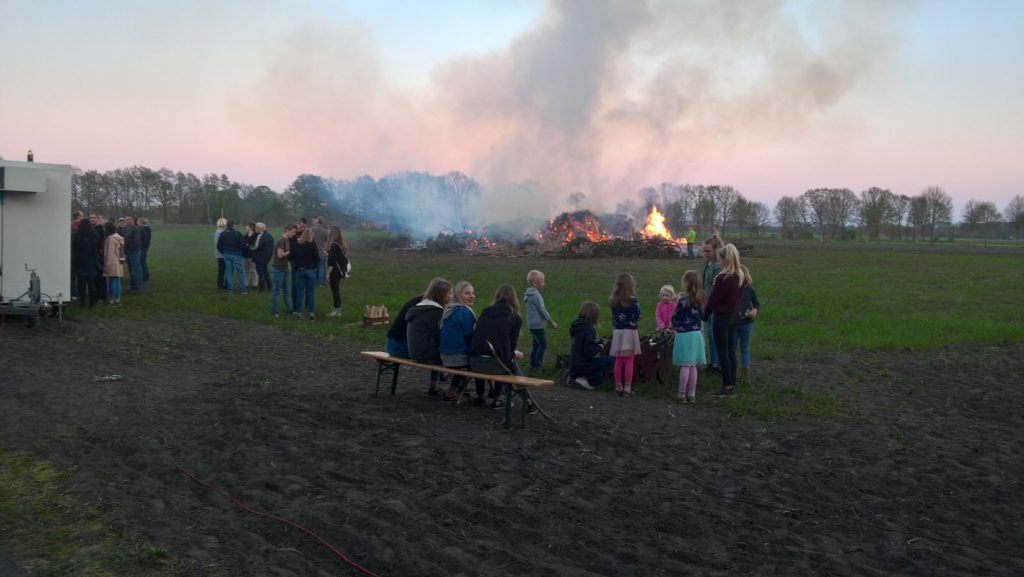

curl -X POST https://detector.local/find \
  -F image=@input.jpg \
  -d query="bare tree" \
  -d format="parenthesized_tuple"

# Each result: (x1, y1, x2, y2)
(774, 195, 806, 240)
(920, 186, 953, 241)
(1005, 195, 1024, 238)
(890, 194, 911, 240)
(961, 199, 1001, 235)
(712, 186, 740, 235)
(750, 201, 771, 238)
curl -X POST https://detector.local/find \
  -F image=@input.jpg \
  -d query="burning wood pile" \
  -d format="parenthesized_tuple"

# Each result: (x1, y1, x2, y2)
(420, 205, 689, 258)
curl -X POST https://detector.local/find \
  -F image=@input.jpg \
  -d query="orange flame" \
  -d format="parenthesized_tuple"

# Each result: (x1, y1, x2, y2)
(641, 205, 684, 243)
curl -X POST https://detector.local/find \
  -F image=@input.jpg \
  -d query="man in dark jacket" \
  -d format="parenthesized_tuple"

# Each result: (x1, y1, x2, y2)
(123, 215, 143, 294)
(216, 219, 248, 293)
(138, 216, 152, 282)
(251, 222, 274, 291)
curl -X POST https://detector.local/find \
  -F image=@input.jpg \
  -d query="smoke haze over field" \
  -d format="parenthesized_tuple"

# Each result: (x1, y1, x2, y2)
(2, 0, 1022, 216)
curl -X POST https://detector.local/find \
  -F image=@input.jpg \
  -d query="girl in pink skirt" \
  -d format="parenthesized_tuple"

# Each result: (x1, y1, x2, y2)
(608, 273, 641, 397)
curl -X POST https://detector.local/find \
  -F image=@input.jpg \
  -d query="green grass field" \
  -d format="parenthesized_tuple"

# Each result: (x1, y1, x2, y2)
(93, 227, 1024, 362)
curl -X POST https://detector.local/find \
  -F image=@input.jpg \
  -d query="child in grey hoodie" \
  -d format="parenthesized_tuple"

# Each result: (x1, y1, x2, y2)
(524, 269, 559, 369)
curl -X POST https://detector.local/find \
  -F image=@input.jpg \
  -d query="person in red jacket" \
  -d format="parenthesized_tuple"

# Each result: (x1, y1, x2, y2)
(702, 243, 745, 397)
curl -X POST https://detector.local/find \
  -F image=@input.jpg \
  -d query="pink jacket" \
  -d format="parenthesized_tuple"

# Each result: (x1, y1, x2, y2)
(656, 300, 675, 331)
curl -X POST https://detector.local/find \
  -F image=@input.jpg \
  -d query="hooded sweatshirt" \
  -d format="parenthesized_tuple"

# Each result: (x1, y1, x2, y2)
(523, 287, 554, 330)
(440, 304, 475, 356)
(469, 302, 522, 368)
(406, 299, 445, 363)
(569, 317, 603, 373)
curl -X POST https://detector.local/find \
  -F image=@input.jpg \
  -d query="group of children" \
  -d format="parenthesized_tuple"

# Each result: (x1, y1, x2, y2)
(384, 239, 760, 407)
(568, 238, 760, 401)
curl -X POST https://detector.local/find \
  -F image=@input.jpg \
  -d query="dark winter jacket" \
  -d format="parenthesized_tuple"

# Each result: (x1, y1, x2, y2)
(123, 225, 143, 252)
(253, 231, 274, 264)
(569, 317, 602, 374)
(737, 286, 761, 325)
(71, 228, 100, 276)
(387, 295, 423, 343)
(469, 302, 522, 368)
(406, 300, 445, 363)
(243, 232, 258, 258)
(290, 241, 320, 270)
(217, 227, 246, 256)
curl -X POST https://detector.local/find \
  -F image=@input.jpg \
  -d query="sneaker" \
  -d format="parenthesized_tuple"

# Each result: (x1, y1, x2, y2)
(711, 387, 736, 398)
(526, 399, 539, 415)
(308, 313, 316, 321)
(492, 398, 506, 410)
(622, 391, 632, 398)
(328, 308, 341, 317)
(687, 395, 696, 403)
(272, 313, 279, 318)
(574, 377, 595, 390)
(292, 312, 302, 319)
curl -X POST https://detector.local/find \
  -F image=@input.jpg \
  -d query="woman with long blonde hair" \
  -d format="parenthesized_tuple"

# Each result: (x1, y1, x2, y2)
(701, 243, 744, 397)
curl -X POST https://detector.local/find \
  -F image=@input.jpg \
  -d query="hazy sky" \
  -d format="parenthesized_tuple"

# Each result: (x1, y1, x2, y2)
(2, 0, 1022, 215)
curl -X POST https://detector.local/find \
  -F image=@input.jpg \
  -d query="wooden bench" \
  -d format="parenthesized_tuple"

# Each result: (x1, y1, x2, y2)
(360, 351, 554, 430)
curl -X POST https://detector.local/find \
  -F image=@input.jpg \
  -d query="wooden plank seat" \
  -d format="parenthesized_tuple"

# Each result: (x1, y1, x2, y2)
(360, 351, 554, 429)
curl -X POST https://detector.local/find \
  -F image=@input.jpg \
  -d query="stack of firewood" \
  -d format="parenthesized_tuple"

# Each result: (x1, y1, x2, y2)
(362, 304, 390, 327)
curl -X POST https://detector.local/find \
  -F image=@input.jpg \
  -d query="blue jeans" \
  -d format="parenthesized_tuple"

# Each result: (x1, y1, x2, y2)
(737, 322, 754, 368)
(529, 328, 548, 368)
(141, 251, 149, 281)
(271, 268, 292, 315)
(106, 276, 122, 301)
(687, 243, 695, 260)
(386, 338, 409, 358)
(127, 249, 143, 291)
(223, 252, 247, 292)
(295, 268, 316, 314)
(704, 315, 718, 366)
(317, 255, 327, 284)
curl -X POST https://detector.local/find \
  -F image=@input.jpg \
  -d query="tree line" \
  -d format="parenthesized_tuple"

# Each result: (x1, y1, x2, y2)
(71, 165, 1023, 241)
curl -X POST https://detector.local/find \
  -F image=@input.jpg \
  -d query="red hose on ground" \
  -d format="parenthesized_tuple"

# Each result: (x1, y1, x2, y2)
(174, 461, 381, 577)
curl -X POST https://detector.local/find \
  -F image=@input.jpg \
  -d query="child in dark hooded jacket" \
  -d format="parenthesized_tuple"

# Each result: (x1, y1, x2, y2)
(406, 277, 453, 396)
(569, 301, 614, 390)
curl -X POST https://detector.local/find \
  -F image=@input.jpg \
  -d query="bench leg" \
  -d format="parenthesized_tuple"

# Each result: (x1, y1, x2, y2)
(374, 362, 400, 398)
(503, 385, 513, 430)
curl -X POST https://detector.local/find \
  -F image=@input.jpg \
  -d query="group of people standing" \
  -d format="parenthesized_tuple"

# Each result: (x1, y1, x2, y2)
(70, 211, 151, 307)
(214, 216, 349, 321)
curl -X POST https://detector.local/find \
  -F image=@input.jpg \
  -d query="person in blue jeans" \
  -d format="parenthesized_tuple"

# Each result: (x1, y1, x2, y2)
(524, 269, 558, 370)
(217, 219, 248, 294)
(270, 224, 294, 316)
(290, 229, 319, 320)
(736, 265, 760, 382)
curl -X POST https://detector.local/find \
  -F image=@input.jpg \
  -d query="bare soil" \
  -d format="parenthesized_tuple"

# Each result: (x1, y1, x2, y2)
(1, 313, 1022, 576)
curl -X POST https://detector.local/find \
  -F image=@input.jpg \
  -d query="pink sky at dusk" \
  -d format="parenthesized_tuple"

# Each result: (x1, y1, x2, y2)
(2, 0, 1022, 218)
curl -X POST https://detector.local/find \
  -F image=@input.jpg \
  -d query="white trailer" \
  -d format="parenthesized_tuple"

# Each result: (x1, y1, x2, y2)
(0, 159, 72, 316)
